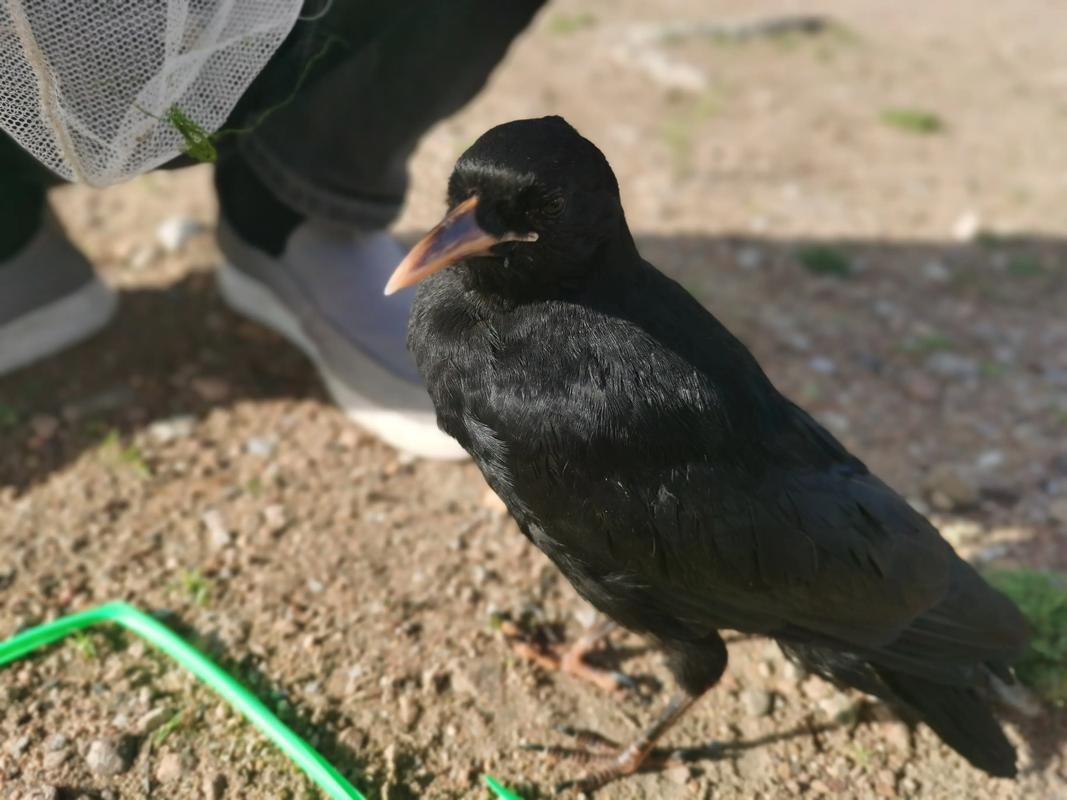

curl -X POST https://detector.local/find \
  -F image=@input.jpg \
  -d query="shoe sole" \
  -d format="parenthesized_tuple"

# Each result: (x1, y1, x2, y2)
(217, 261, 468, 460)
(0, 278, 117, 376)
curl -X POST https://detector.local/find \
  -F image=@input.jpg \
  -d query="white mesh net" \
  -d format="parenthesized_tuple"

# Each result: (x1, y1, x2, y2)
(0, 0, 303, 186)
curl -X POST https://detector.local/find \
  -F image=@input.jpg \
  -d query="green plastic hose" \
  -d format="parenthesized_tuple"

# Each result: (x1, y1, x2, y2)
(0, 602, 523, 800)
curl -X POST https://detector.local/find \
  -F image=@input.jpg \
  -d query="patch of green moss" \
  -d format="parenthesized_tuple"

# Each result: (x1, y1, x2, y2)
(987, 569, 1067, 705)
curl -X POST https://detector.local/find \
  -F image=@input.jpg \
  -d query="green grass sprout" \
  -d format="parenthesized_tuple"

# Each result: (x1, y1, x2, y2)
(797, 245, 852, 278)
(881, 108, 944, 134)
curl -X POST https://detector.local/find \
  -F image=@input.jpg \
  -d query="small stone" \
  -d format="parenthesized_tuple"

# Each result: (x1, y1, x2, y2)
(883, 720, 911, 753)
(809, 356, 836, 375)
(24, 787, 59, 800)
(976, 450, 1004, 470)
(781, 659, 808, 683)
(201, 509, 232, 550)
(127, 243, 160, 271)
(573, 605, 599, 629)
(921, 260, 950, 283)
(819, 411, 850, 433)
(802, 678, 832, 700)
(665, 764, 692, 784)
(244, 437, 276, 457)
(45, 734, 68, 752)
(736, 246, 763, 270)
(952, 211, 981, 241)
(43, 749, 70, 769)
(156, 216, 204, 253)
(155, 751, 186, 783)
(203, 772, 228, 799)
(818, 693, 858, 721)
(1049, 499, 1067, 527)
(262, 504, 287, 534)
(85, 737, 133, 776)
(148, 415, 196, 443)
(923, 464, 979, 512)
(7, 734, 31, 757)
(190, 376, 230, 403)
(740, 688, 773, 717)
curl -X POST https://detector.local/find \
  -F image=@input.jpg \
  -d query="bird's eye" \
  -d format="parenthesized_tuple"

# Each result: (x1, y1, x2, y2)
(542, 196, 566, 217)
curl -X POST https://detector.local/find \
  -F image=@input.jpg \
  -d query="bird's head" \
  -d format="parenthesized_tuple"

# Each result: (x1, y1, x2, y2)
(385, 116, 626, 297)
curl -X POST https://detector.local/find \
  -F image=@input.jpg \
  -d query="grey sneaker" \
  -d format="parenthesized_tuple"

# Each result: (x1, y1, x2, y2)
(0, 210, 116, 376)
(216, 218, 467, 460)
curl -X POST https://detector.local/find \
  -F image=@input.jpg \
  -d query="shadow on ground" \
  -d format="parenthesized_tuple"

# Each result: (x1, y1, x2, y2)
(2, 232, 1064, 495)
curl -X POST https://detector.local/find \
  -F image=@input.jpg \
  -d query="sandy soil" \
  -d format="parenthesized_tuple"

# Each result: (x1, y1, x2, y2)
(2, 1, 1066, 798)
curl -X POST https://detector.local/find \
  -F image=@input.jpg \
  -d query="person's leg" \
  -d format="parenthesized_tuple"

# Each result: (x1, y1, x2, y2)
(0, 134, 115, 376)
(214, 0, 546, 458)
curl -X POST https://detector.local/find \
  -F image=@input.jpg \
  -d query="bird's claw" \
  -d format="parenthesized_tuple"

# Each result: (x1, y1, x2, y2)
(499, 618, 635, 694)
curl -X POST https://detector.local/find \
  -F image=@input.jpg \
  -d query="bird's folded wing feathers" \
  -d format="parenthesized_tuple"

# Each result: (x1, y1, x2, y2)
(636, 462, 955, 650)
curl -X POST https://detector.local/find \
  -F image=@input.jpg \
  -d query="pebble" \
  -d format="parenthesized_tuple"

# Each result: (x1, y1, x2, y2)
(781, 658, 808, 683)
(809, 356, 836, 375)
(126, 242, 160, 271)
(882, 720, 912, 753)
(665, 764, 692, 784)
(952, 210, 981, 241)
(976, 449, 1004, 470)
(740, 688, 774, 717)
(42, 749, 70, 769)
(244, 436, 277, 457)
(923, 464, 979, 512)
(201, 509, 233, 550)
(148, 415, 196, 443)
(156, 216, 205, 253)
(818, 693, 858, 721)
(155, 751, 185, 783)
(262, 504, 287, 534)
(7, 734, 31, 757)
(45, 734, 68, 752)
(85, 737, 133, 776)
(921, 260, 950, 282)
(736, 246, 764, 270)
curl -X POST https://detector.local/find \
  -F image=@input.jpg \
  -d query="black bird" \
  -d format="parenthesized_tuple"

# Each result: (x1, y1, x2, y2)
(385, 116, 1029, 791)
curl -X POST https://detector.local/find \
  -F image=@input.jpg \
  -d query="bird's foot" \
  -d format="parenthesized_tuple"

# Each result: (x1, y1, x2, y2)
(524, 727, 679, 793)
(499, 618, 634, 694)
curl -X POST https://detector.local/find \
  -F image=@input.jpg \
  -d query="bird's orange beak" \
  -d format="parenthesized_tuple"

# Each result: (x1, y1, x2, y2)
(384, 195, 538, 295)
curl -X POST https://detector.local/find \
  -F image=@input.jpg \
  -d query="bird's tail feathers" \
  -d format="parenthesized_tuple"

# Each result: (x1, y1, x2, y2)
(876, 668, 1018, 778)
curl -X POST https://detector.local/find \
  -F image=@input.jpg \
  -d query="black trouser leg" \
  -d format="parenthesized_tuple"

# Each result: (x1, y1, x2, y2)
(220, 0, 547, 236)
(0, 132, 54, 261)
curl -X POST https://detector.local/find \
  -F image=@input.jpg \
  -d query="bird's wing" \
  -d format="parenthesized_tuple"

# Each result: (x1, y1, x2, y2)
(571, 396, 955, 653)
(640, 456, 954, 650)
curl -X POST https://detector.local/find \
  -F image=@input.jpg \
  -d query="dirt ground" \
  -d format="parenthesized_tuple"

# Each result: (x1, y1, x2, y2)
(3, 1, 1067, 798)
